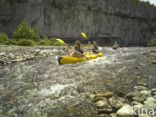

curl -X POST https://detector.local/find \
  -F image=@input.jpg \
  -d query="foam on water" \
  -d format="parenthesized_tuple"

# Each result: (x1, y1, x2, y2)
(40, 84, 72, 95)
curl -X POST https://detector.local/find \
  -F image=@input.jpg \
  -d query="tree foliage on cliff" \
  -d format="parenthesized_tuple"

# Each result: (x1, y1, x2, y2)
(148, 38, 156, 47)
(0, 32, 8, 43)
(13, 21, 40, 41)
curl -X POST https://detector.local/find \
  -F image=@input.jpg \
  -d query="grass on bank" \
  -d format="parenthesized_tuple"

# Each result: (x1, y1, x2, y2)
(147, 38, 156, 47)
(0, 21, 63, 46)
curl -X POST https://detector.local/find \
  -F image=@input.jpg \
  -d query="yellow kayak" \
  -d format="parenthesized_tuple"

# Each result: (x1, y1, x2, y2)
(58, 52, 103, 65)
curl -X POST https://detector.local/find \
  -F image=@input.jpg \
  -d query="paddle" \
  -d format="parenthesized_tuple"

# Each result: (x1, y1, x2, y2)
(56, 39, 89, 59)
(81, 32, 102, 51)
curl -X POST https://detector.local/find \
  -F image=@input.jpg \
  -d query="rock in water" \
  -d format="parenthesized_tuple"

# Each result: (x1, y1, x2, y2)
(96, 91, 113, 98)
(125, 92, 142, 99)
(116, 105, 134, 117)
(144, 97, 156, 111)
(139, 115, 151, 117)
(95, 98, 109, 108)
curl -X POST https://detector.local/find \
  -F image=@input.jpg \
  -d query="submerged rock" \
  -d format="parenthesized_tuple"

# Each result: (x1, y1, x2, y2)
(134, 86, 148, 91)
(125, 92, 143, 99)
(96, 91, 113, 98)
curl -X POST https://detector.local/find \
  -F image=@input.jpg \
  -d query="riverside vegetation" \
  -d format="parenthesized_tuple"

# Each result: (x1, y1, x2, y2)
(0, 21, 62, 46)
(0, 20, 156, 47)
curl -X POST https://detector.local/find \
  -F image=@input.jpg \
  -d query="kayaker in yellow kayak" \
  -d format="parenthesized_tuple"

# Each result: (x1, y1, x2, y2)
(92, 41, 99, 54)
(68, 40, 84, 58)
(88, 41, 92, 47)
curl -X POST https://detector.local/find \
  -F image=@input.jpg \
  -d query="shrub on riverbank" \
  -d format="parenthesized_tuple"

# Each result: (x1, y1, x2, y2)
(17, 39, 35, 46)
(0, 21, 63, 46)
(0, 32, 8, 43)
(148, 38, 156, 47)
(13, 21, 40, 41)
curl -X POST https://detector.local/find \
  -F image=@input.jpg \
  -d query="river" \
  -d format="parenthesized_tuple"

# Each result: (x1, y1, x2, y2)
(0, 47, 156, 117)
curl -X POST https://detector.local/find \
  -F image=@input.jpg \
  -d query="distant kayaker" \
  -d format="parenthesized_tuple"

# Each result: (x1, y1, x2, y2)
(92, 41, 99, 54)
(88, 41, 92, 47)
(112, 41, 119, 50)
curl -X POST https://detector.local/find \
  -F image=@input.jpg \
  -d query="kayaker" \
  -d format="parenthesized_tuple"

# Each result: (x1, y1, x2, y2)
(88, 41, 92, 47)
(67, 40, 84, 57)
(92, 41, 99, 54)
(112, 41, 119, 50)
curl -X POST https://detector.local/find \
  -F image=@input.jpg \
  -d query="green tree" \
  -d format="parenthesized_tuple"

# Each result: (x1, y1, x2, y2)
(148, 38, 156, 47)
(13, 21, 40, 41)
(0, 32, 8, 43)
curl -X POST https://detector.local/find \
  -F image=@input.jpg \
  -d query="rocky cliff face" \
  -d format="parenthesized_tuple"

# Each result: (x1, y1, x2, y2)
(0, 0, 156, 46)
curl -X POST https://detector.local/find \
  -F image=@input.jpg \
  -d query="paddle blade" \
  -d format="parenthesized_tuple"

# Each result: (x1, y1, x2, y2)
(56, 39, 66, 45)
(81, 32, 87, 39)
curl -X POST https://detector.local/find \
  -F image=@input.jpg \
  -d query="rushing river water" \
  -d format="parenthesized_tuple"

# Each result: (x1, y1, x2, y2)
(0, 47, 156, 117)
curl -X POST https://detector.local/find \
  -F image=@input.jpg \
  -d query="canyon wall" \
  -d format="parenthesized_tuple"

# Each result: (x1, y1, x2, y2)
(0, 0, 156, 46)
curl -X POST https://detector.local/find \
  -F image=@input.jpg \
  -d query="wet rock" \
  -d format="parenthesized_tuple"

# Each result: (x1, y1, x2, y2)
(131, 101, 143, 106)
(139, 114, 151, 117)
(116, 105, 134, 117)
(151, 92, 156, 96)
(108, 97, 117, 108)
(152, 60, 156, 64)
(139, 63, 146, 66)
(133, 104, 144, 114)
(115, 97, 125, 109)
(95, 98, 109, 108)
(87, 94, 96, 99)
(98, 114, 110, 117)
(140, 90, 151, 96)
(132, 96, 146, 103)
(96, 91, 113, 98)
(98, 107, 113, 114)
(110, 113, 117, 117)
(151, 88, 156, 96)
(151, 88, 156, 92)
(136, 82, 148, 87)
(125, 92, 143, 99)
(94, 97, 106, 102)
(144, 97, 156, 111)
(134, 86, 148, 91)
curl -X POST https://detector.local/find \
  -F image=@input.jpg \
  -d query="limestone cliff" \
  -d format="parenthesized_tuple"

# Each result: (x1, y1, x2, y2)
(0, 0, 156, 46)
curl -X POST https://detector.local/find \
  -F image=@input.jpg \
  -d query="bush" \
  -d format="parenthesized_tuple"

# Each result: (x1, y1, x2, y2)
(37, 39, 50, 46)
(17, 39, 35, 46)
(49, 38, 62, 46)
(147, 38, 156, 47)
(13, 21, 40, 41)
(3, 39, 17, 45)
(0, 32, 8, 43)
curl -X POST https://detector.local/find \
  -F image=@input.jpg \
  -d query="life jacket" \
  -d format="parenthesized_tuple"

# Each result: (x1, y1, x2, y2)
(75, 46, 83, 54)
(92, 45, 98, 53)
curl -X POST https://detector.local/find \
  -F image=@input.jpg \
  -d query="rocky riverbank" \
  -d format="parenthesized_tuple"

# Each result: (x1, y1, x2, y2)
(88, 82, 156, 117)
(0, 45, 65, 65)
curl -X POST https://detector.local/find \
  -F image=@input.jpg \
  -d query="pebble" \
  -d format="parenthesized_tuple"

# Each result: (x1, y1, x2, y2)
(152, 60, 156, 64)
(116, 105, 134, 117)
(144, 97, 156, 110)
(95, 98, 109, 108)
(151, 88, 156, 92)
(96, 91, 113, 98)
(139, 115, 151, 117)
(87, 94, 96, 99)
(134, 86, 148, 91)
(125, 92, 143, 99)
(136, 82, 148, 87)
